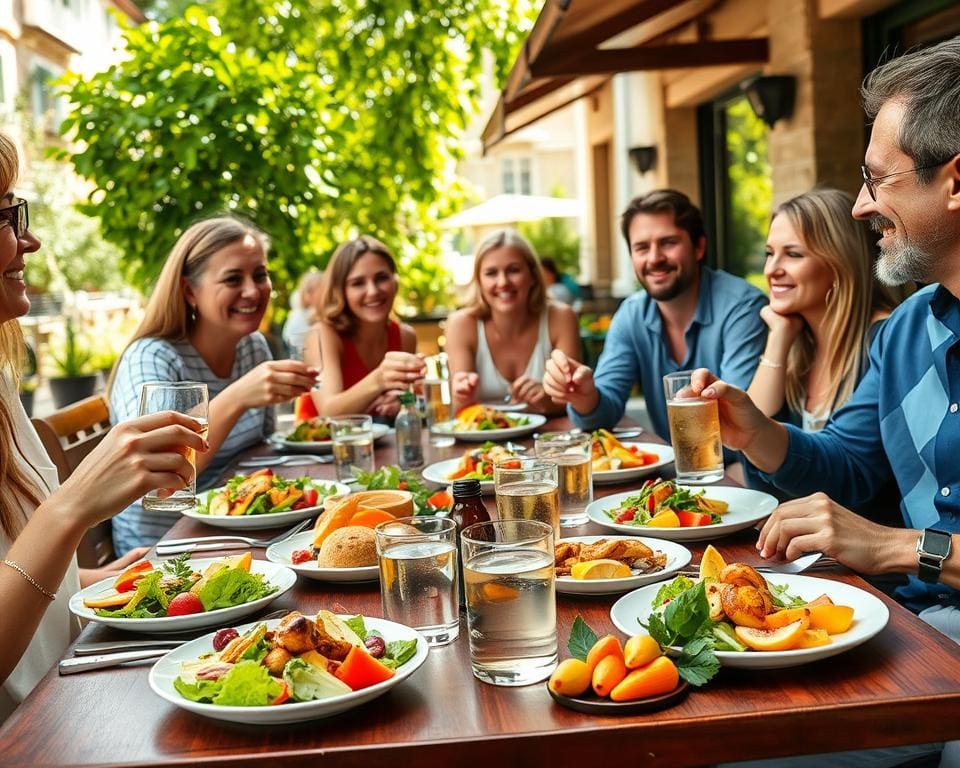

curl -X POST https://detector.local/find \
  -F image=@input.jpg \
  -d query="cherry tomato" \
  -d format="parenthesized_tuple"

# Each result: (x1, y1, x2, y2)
(398, 481, 408, 490)
(615, 508, 636, 523)
(302, 488, 319, 507)
(291, 549, 313, 564)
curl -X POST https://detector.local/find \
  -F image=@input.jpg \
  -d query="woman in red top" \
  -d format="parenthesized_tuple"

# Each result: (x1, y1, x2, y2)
(307, 236, 423, 418)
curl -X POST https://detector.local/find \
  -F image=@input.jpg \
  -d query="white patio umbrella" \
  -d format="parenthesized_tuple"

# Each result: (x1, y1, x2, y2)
(440, 194, 582, 229)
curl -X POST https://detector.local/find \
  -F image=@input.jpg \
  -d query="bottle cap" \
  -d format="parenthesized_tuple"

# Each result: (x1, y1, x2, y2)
(398, 390, 416, 406)
(452, 479, 482, 497)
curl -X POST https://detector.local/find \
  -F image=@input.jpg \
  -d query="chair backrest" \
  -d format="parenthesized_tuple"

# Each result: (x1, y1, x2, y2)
(32, 394, 114, 567)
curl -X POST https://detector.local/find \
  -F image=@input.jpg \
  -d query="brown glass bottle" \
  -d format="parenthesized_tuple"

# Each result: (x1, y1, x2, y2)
(450, 479, 490, 606)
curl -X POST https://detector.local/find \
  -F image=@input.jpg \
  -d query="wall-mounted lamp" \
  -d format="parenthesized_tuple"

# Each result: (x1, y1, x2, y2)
(740, 75, 796, 128)
(629, 145, 657, 175)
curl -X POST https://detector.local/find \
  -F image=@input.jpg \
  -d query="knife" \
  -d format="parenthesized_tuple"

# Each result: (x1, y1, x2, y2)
(59, 649, 170, 675)
(74, 640, 187, 656)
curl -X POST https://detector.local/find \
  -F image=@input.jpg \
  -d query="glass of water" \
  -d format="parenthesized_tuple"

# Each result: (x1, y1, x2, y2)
(423, 352, 454, 448)
(375, 516, 459, 647)
(461, 518, 557, 686)
(330, 414, 375, 481)
(138, 381, 208, 513)
(534, 431, 592, 527)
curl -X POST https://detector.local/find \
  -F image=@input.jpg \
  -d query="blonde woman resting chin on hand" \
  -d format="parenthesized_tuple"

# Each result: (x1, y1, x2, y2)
(0, 129, 208, 722)
(445, 229, 580, 415)
(305, 236, 423, 420)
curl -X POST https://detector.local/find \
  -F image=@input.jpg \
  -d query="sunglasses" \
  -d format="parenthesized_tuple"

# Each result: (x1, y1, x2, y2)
(860, 157, 955, 202)
(0, 199, 29, 238)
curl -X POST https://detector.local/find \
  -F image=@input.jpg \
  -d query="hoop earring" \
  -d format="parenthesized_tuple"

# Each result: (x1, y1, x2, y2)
(824, 281, 838, 307)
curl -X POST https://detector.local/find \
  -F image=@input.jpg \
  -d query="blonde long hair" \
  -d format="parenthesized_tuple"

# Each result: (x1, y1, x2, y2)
(0, 132, 46, 538)
(109, 216, 269, 393)
(776, 189, 897, 414)
(466, 229, 546, 320)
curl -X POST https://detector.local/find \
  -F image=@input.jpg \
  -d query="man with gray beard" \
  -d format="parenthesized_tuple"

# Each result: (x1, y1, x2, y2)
(692, 36, 960, 768)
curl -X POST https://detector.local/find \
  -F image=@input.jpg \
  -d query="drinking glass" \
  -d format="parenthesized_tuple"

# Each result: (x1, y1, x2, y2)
(663, 370, 723, 484)
(461, 519, 557, 686)
(375, 516, 459, 647)
(282, 328, 321, 426)
(423, 352, 455, 448)
(534, 431, 592, 527)
(493, 458, 560, 540)
(138, 382, 208, 512)
(330, 414, 375, 481)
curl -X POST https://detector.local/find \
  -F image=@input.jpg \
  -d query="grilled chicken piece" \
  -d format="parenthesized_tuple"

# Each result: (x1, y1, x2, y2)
(274, 611, 323, 655)
(263, 646, 293, 676)
(719, 563, 768, 590)
(554, 542, 581, 565)
(720, 584, 769, 628)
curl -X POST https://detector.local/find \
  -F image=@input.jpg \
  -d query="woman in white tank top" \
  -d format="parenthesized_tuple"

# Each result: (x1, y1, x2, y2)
(445, 229, 580, 414)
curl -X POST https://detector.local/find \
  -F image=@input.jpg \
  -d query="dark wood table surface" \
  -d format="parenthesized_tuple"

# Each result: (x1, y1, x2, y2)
(2, 417, 958, 768)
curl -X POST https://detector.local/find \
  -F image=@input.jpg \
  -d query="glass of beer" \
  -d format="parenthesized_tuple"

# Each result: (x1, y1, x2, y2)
(138, 381, 209, 512)
(662, 370, 723, 484)
(423, 352, 454, 448)
(493, 458, 560, 540)
(375, 516, 459, 647)
(534, 431, 592, 527)
(329, 414, 375, 481)
(461, 518, 557, 686)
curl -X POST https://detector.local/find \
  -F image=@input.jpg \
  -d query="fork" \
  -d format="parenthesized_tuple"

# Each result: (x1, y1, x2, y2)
(155, 519, 311, 556)
(237, 455, 333, 468)
(681, 552, 831, 578)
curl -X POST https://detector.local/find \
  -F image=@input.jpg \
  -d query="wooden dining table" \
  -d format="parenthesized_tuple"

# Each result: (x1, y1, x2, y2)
(1, 416, 958, 768)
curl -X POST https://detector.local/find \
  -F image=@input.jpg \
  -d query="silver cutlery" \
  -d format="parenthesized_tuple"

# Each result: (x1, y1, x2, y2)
(611, 427, 644, 440)
(682, 552, 831, 579)
(59, 649, 170, 675)
(237, 455, 333, 468)
(74, 639, 187, 656)
(155, 519, 311, 556)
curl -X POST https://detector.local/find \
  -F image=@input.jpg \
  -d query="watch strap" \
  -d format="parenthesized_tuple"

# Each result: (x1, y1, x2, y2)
(917, 528, 952, 584)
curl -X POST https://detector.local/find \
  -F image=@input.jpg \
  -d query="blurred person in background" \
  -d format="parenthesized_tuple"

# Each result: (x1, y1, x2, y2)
(540, 257, 580, 307)
(446, 229, 579, 414)
(281, 269, 323, 354)
(109, 216, 316, 553)
(305, 236, 422, 419)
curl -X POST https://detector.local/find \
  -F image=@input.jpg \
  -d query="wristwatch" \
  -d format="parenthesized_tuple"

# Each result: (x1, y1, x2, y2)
(916, 528, 953, 584)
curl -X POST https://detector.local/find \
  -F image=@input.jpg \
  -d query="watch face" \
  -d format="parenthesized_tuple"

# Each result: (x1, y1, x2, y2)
(922, 529, 952, 558)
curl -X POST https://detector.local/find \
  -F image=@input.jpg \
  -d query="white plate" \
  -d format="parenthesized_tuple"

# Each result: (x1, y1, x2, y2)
(265, 531, 380, 582)
(185, 480, 351, 530)
(270, 423, 392, 453)
(587, 485, 777, 542)
(610, 573, 890, 669)
(480, 402, 528, 412)
(430, 413, 547, 442)
(556, 536, 691, 595)
(69, 558, 296, 633)
(148, 616, 429, 724)
(421, 459, 495, 494)
(591, 443, 675, 486)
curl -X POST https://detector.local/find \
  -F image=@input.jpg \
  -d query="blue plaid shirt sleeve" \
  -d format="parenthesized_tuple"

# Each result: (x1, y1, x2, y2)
(109, 338, 184, 425)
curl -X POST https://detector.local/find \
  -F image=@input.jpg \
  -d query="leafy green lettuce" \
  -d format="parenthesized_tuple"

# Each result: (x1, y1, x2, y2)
(174, 660, 284, 706)
(197, 568, 277, 611)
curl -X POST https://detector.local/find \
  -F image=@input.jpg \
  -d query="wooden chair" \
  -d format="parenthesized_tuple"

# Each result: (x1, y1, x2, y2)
(31, 394, 115, 568)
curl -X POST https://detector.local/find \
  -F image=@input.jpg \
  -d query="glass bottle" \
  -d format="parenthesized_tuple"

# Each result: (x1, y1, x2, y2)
(450, 478, 491, 605)
(395, 390, 424, 470)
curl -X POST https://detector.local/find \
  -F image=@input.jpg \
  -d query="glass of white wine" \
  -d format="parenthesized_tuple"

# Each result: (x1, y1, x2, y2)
(423, 352, 454, 448)
(493, 458, 560, 541)
(534, 431, 592, 527)
(138, 381, 209, 513)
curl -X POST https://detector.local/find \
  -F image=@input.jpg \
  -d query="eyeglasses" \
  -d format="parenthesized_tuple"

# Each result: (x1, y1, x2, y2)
(0, 199, 29, 238)
(860, 157, 955, 201)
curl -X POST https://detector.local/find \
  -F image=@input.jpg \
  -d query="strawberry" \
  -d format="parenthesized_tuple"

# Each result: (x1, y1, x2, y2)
(167, 592, 205, 616)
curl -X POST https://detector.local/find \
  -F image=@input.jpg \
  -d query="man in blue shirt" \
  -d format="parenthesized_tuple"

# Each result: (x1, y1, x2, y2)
(694, 35, 960, 658)
(543, 189, 766, 440)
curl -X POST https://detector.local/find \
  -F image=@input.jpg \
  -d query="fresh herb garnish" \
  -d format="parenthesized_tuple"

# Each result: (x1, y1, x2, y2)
(568, 615, 599, 662)
(353, 465, 437, 515)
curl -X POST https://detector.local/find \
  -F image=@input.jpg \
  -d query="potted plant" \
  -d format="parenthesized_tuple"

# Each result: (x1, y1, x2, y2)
(47, 318, 98, 408)
(19, 340, 38, 416)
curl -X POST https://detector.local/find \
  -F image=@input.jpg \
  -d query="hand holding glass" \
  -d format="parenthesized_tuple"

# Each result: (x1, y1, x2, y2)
(663, 370, 723, 483)
(138, 382, 209, 512)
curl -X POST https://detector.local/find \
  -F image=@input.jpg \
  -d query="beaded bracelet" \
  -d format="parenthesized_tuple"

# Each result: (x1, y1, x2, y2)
(3, 559, 56, 600)
(758, 356, 784, 369)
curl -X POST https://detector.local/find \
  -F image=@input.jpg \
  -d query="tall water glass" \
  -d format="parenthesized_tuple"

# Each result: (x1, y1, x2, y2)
(375, 516, 459, 647)
(138, 382, 208, 512)
(424, 352, 455, 448)
(534, 431, 592, 527)
(330, 414, 375, 481)
(493, 458, 560, 540)
(461, 519, 557, 686)
(283, 328, 321, 426)
(663, 370, 723, 484)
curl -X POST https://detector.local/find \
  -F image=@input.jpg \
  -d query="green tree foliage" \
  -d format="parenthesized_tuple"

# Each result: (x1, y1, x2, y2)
(60, 0, 538, 314)
(519, 216, 581, 277)
(724, 97, 771, 282)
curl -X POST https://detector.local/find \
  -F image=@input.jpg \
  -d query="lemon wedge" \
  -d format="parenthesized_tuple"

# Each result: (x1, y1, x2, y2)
(699, 544, 727, 581)
(570, 559, 632, 580)
(646, 509, 680, 528)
